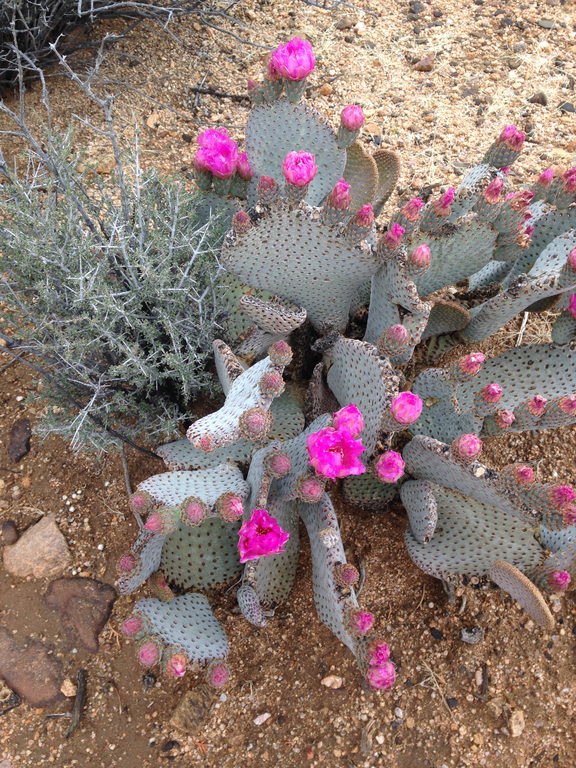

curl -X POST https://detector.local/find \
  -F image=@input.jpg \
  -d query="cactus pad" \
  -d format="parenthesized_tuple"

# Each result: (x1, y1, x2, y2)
(488, 560, 554, 629)
(343, 142, 378, 212)
(372, 149, 401, 216)
(400, 480, 438, 544)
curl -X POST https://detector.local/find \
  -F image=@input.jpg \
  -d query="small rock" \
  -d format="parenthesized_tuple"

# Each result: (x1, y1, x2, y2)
(429, 627, 443, 640)
(1, 520, 18, 545)
(253, 712, 272, 725)
(161, 740, 180, 752)
(321, 674, 343, 689)
(559, 101, 576, 114)
(170, 685, 215, 735)
(528, 92, 548, 106)
(3, 515, 70, 579)
(406, 716, 415, 729)
(487, 696, 505, 718)
(432, 9, 443, 17)
(413, 55, 435, 72)
(537, 18, 556, 29)
(509, 709, 525, 737)
(461, 626, 484, 644)
(7, 418, 31, 462)
(364, 122, 380, 135)
(0, 628, 63, 707)
(354, 21, 366, 35)
(409, 1, 425, 13)
(446, 697, 458, 709)
(45, 577, 117, 653)
(475, 668, 483, 687)
(335, 16, 354, 30)
(507, 56, 522, 70)
(318, 83, 333, 97)
(60, 678, 77, 697)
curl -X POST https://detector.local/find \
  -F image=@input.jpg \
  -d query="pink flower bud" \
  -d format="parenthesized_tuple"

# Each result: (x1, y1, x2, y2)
(368, 641, 390, 666)
(483, 177, 505, 204)
(434, 188, 455, 216)
(266, 451, 292, 478)
(129, 491, 154, 515)
(144, 512, 164, 534)
(333, 404, 365, 438)
(247, 78, 259, 91)
(143, 507, 179, 535)
(514, 465, 535, 484)
(389, 392, 423, 425)
(528, 395, 547, 417)
(400, 197, 424, 221)
(538, 168, 554, 186)
(258, 175, 278, 192)
(238, 407, 272, 441)
(328, 178, 351, 209)
(236, 152, 253, 180)
(550, 485, 576, 509)
(509, 190, 534, 212)
(266, 57, 281, 81)
(138, 640, 160, 667)
(383, 324, 409, 344)
(569, 294, 576, 320)
(481, 383, 503, 404)
(495, 409, 515, 428)
(499, 125, 525, 151)
(259, 370, 285, 397)
(563, 505, 576, 525)
(459, 353, 485, 376)
(197, 433, 216, 453)
(181, 497, 208, 526)
(452, 434, 483, 460)
(355, 204, 375, 226)
(117, 553, 137, 573)
(270, 37, 315, 81)
(352, 610, 374, 635)
(296, 475, 325, 503)
(408, 243, 431, 268)
(563, 167, 576, 193)
(165, 654, 188, 679)
(549, 570, 571, 591)
(374, 450, 405, 483)
(216, 492, 245, 523)
(340, 105, 365, 132)
(383, 223, 405, 249)
(207, 662, 231, 688)
(560, 395, 576, 415)
(334, 563, 360, 587)
(567, 248, 576, 270)
(233, 210, 252, 234)
(282, 151, 318, 187)
(366, 661, 396, 690)
(122, 616, 144, 637)
(268, 340, 293, 366)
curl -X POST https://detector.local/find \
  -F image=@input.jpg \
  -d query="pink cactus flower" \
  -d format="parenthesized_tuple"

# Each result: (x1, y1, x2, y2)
(165, 653, 188, 679)
(237, 508, 290, 563)
(459, 352, 485, 376)
(481, 383, 503, 404)
(409, 243, 431, 268)
(495, 409, 516, 429)
(433, 188, 455, 216)
(383, 223, 405, 249)
(334, 563, 360, 587)
(117, 553, 137, 573)
(400, 197, 424, 221)
(268, 340, 293, 366)
(352, 610, 374, 635)
(208, 662, 231, 688)
(550, 485, 576, 509)
(306, 426, 366, 480)
(452, 434, 483, 460)
(528, 394, 547, 417)
(270, 37, 315, 81)
(332, 404, 365, 438)
(374, 451, 405, 483)
(560, 395, 576, 415)
(368, 641, 391, 666)
(122, 616, 144, 637)
(538, 168, 554, 186)
(236, 152, 254, 180)
(296, 475, 325, 503)
(483, 177, 504, 204)
(563, 167, 576, 193)
(499, 125, 525, 151)
(340, 105, 365, 132)
(138, 640, 160, 667)
(196, 127, 230, 146)
(366, 661, 396, 690)
(549, 570, 571, 591)
(514, 465, 535, 484)
(266, 451, 292, 478)
(328, 178, 351, 209)
(568, 295, 576, 320)
(194, 133, 238, 179)
(509, 190, 534, 212)
(389, 392, 423, 425)
(567, 248, 576, 271)
(282, 151, 318, 187)
(356, 204, 375, 226)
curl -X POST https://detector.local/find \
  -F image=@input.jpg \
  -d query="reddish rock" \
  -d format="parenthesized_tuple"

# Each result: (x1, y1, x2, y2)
(0, 628, 63, 707)
(45, 577, 117, 653)
(3, 516, 70, 579)
(7, 418, 31, 462)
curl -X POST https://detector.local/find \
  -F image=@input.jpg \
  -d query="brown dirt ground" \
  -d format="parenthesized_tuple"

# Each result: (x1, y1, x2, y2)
(1, 1, 576, 767)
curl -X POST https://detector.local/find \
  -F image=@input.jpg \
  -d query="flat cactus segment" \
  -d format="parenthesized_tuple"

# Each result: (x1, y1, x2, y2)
(245, 99, 346, 206)
(488, 560, 554, 629)
(372, 149, 401, 216)
(186, 356, 284, 450)
(237, 584, 268, 627)
(422, 299, 471, 340)
(213, 340, 246, 395)
(325, 336, 400, 455)
(343, 142, 378, 212)
(412, 369, 477, 443)
(449, 164, 495, 222)
(400, 480, 438, 543)
(135, 594, 229, 663)
(467, 259, 512, 291)
(161, 519, 242, 590)
(117, 530, 166, 595)
(415, 219, 498, 297)
(343, 472, 397, 510)
(244, 495, 300, 606)
(239, 294, 307, 335)
(551, 311, 576, 344)
(539, 523, 576, 554)
(463, 231, 576, 342)
(363, 268, 401, 344)
(299, 494, 359, 652)
(138, 465, 249, 508)
(221, 202, 381, 331)
(269, 387, 307, 439)
(306, 362, 340, 421)
(404, 485, 543, 580)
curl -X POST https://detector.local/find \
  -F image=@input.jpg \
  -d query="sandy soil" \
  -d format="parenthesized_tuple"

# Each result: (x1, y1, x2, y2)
(0, 1, 575, 766)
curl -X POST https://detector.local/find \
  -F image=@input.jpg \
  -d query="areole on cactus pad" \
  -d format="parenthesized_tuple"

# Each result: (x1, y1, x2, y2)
(117, 36, 576, 693)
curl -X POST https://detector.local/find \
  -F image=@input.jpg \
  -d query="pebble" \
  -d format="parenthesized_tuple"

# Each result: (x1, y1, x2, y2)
(409, 1, 425, 13)
(507, 56, 522, 70)
(335, 16, 354, 30)
(170, 685, 215, 735)
(321, 675, 343, 689)
(559, 102, 575, 114)
(7, 417, 31, 462)
(60, 678, 77, 697)
(413, 55, 435, 72)
(509, 709, 525, 737)
(254, 712, 272, 725)
(0, 628, 63, 707)
(461, 626, 484, 644)
(429, 627, 444, 640)
(3, 515, 70, 579)
(528, 92, 548, 106)
(318, 83, 333, 97)
(537, 18, 556, 29)
(1, 520, 18, 545)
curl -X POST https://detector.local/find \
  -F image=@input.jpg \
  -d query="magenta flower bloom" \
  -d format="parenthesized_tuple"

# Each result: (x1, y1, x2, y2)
(495, 409, 515, 428)
(368, 641, 391, 666)
(538, 168, 554, 186)
(408, 243, 431, 268)
(352, 610, 374, 635)
(236, 152, 254, 180)
(333, 404, 364, 438)
(434, 188, 455, 215)
(374, 451, 405, 483)
(237, 508, 290, 563)
(483, 177, 504, 204)
(389, 392, 423, 425)
(340, 105, 365, 132)
(400, 197, 424, 221)
(383, 223, 405, 249)
(307, 426, 366, 480)
(194, 132, 238, 179)
(459, 352, 485, 376)
(282, 151, 318, 187)
(196, 127, 230, 147)
(499, 125, 525, 151)
(366, 661, 396, 690)
(549, 570, 571, 591)
(568, 295, 576, 320)
(550, 485, 576, 509)
(270, 37, 315, 81)
(481, 383, 503, 404)
(452, 434, 483, 460)
(328, 178, 351, 209)
(514, 465, 535, 484)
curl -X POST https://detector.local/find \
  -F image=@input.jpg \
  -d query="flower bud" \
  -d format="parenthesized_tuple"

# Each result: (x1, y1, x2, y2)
(282, 151, 318, 187)
(452, 434, 483, 460)
(328, 178, 351, 209)
(400, 197, 424, 221)
(483, 177, 504, 204)
(459, 353, 485, 376)
(481, 383, 503, 404)
(495, 410, 515, 429)
(340, 105, 365, 132)
(499, 125, 525, 151)
(408, 243, 431, 269)
(374, 451, 405, 483)
(389, 392, 423, 425)
(528, 395, 547, 417)
(355, 204, 375, 226)
(236, 152, 253, 180)
(366, 661, 396, 690)
(549, 570, 571, 592)
(383, 223, 405, 249)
